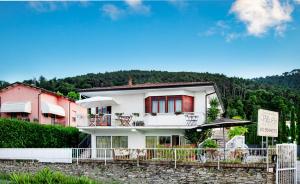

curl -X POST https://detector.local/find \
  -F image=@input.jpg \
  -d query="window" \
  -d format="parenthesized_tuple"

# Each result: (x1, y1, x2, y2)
(175, 99, 182, 112)
(44, 113, 49, 118)
(96, 136, 111, 148)
(168, 99, 175, 113)
(152, 100, 158, 113)
(112, 136, 128, 148)
(145, 95, 192, 113)
(159, 99, 166, 113)
(72, 117, 76, 122)
(87, 108, 91, 115)
(146, 136, 157, 148)
(159, 136, 171, 146)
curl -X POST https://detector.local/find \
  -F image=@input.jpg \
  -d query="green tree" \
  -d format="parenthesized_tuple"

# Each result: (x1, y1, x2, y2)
(228, 126, 248, 139)
(67, 91, 80, 101)
(290, 107, 296, 141)
(297, 105, 300, 144)
(207, 98, 220, 122)
(279, 111, 288, 143)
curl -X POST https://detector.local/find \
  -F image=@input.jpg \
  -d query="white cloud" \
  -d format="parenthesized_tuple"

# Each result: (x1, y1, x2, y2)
(101, 0, 150, 20)
(168, 0, 188, 10)
(199, 20, 244, 42)
(124, 0, 150, 15)
(28, 2, 88, 12)
(230, 0, 293, 37)
(295, 0, 300, 4)
(102, 4, 124, 20)
(28, 2, 60, 12)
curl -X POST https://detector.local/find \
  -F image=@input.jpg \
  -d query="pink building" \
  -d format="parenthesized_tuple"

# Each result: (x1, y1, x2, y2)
(0, 82, 87, 127)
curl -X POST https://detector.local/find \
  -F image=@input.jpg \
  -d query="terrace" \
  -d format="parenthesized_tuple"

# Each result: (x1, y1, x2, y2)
(76, 112, 205, 128)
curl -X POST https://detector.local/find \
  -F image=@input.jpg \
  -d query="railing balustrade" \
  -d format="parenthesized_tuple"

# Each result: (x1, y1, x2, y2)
(78, 112, 205, 127)
(72, 147, 277, 169)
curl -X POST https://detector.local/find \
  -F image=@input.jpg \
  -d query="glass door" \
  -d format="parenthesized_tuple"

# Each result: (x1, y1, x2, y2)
(96, 136, 112, 159)
(172, 135, 180, 147)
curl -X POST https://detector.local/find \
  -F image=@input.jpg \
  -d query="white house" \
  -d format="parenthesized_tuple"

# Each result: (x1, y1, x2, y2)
(77, 81, 224, 158)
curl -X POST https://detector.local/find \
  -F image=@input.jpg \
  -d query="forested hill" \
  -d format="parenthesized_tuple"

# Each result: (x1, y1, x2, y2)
(254, 69, 300, 91)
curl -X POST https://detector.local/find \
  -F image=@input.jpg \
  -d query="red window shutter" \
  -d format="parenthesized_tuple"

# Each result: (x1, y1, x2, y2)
(145, 97, 151, 113)
(182, 96, 194, 112)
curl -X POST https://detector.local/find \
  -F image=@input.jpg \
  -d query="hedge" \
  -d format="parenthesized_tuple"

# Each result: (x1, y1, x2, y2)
(0, 118, 81, 148)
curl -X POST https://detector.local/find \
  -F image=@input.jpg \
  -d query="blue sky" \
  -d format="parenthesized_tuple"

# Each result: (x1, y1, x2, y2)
(0, 0, 300, 82)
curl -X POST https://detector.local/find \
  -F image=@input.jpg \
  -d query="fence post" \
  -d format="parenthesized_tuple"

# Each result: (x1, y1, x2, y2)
(266, 148, 269, 172)
(104, 149, 107, 166)
(217, 156, 220, 170)
(174, 148, 177, 169)
(137, 149, 139, 167)
(76, 148, 79, 165)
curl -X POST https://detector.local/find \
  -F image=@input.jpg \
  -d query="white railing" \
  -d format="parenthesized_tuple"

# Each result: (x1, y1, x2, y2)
(77, 112, 205, 127)
(0, 148, 276, 169)
(71, 148, 276, 168)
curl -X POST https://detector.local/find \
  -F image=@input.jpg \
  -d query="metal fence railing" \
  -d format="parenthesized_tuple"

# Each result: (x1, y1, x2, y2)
(72, 148, 276, 168)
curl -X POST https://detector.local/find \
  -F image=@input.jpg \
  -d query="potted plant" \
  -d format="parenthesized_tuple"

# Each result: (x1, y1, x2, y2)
(132, 113, 140, 117)
(174, 111, 183, 115)
(151, 112, 157, 116)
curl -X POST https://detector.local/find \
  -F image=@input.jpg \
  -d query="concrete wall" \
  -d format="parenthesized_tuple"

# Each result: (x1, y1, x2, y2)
(0, 148, 72, 163)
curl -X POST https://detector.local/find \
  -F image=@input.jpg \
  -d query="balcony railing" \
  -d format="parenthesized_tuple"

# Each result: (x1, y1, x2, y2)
(72, 148, 277, 169)
(77, 112, 205, 128)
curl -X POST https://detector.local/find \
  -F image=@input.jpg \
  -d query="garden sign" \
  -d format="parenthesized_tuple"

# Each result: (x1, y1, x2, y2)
(257, 109, 278, 137)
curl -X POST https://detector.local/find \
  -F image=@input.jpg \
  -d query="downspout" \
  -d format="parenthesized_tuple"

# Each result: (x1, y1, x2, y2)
(38, 92, 42, 122)
(68, 101, 71, 126)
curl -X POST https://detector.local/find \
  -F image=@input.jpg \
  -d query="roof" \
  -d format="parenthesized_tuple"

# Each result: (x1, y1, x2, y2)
(0, 82, 75, 102)
(197, 118, 252, 130)
(78, 82, 215, 92)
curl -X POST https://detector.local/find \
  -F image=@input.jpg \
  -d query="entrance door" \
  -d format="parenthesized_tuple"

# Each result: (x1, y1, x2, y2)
(172, 135, 180, 147)
(96, 136, 112, 159)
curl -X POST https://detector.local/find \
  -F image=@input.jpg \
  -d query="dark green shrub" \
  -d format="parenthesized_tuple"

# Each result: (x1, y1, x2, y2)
(202, 139, 218, 148)
(0, 118, 81, 148)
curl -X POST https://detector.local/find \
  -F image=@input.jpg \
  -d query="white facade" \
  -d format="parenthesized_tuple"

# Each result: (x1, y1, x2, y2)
(78, 83, 223, 152)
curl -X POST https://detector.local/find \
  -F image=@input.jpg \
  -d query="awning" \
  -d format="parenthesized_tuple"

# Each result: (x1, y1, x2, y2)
(197, 118, 252, 130)
(0, 101, 31, 113)
(41, 102, 65, 117)
(76, 96, 118, 108)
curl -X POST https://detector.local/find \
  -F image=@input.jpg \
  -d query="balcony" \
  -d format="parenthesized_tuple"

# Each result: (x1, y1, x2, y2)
(77, 112, 205, 128)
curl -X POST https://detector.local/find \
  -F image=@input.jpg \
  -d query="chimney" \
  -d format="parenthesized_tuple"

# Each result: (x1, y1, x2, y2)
(128, 76, 133, 86)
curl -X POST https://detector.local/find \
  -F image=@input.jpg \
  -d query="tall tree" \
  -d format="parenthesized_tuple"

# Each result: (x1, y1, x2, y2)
(290, 107, 296, 142)
(297, 105, 300, 144)
(279, 111, 288, 143)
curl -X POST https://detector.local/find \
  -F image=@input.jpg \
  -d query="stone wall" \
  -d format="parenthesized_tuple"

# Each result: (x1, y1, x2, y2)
(0, 160, 275, 184)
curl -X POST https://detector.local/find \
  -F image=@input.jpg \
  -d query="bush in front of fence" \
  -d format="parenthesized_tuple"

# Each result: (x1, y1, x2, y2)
(1, 167, 105, 184)
(0, 118, 80, 148)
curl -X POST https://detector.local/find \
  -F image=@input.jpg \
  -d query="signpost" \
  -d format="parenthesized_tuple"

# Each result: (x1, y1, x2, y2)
(257, 109, 279, 172)
(257, 109, 279, 137)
